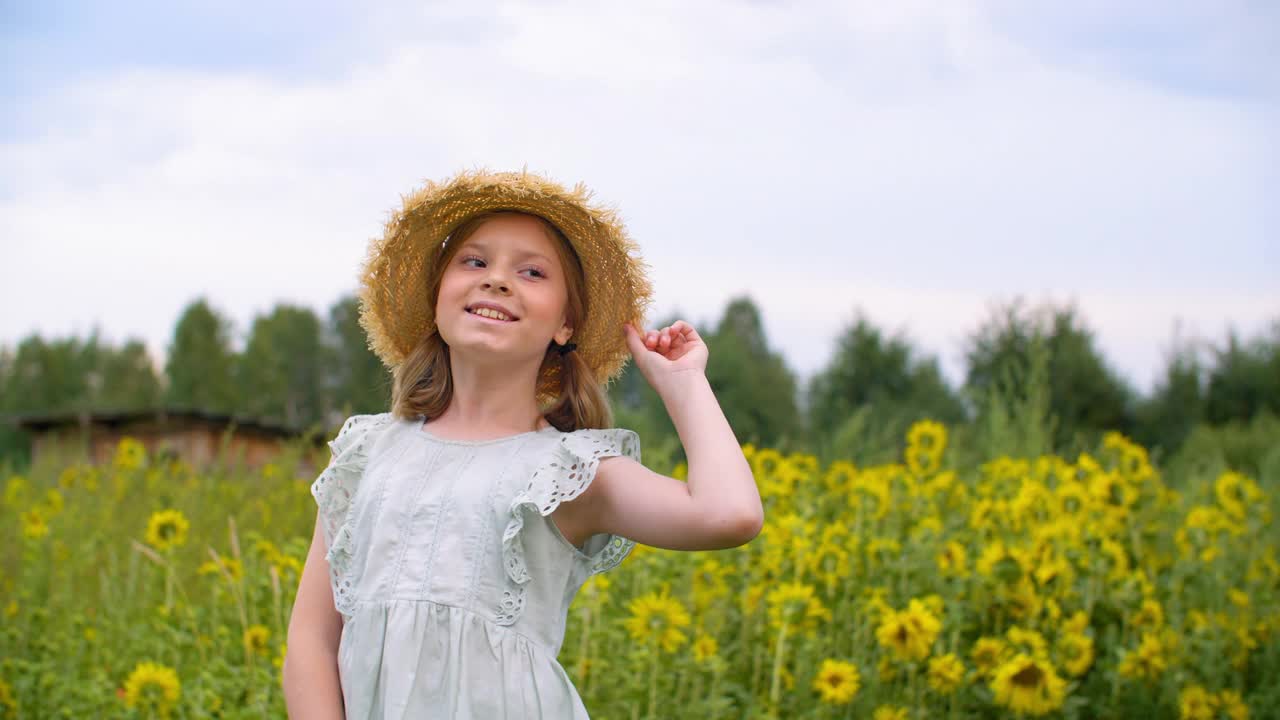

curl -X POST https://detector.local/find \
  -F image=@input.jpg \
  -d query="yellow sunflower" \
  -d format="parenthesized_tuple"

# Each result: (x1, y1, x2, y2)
(1178, 685, 1217, 720)
(875, 598, 941, 662)
(243, 624, 271, 656)
(1118, 632, 1169, 681)
(937, 541, 969, 577)
(1005, 626, 1049, 658)
(20, 508, 49, 540)
(811, 658, 860, 705)
(113, 437, 149, 470)
(692, 633, 718, 664)
(766, 581, 831, 636)
(144, 509, 190, 551)
(1130, 598, 1164, 630)
(1057, 631, 1094, 677)
(906, 419, 948, 457)
(971, 636, 1008, 677)
(989, 652, 1067, 716)
(622, 587, 691, 653)
(872, 705, 909, 720)
(927, 653, 965, 694)
(977, 540, 1030, 584)
(1216, 689, 1249, 720)
(121, 661, 181, 715)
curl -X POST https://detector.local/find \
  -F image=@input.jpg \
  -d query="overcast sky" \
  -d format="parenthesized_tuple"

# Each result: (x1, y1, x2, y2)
(3, 1, 1277, 397)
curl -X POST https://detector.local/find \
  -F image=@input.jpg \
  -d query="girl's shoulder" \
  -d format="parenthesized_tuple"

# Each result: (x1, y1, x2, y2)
(328, 412, 398, 457)
(529, 425, 643, 465)
(516, 425, 643, 502)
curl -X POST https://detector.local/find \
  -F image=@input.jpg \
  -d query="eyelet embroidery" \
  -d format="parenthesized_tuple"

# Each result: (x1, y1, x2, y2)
(309, 412, 395, 621)
(497, 428, 641, 626)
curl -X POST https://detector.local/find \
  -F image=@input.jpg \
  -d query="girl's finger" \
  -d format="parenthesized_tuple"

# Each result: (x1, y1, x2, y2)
(671, 321, 698, 341)
(623, 323, 648, 355)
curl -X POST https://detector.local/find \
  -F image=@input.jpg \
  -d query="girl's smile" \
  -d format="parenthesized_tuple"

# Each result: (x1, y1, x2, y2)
(466, 308, 517, 323)
(465, 300, 519, 322)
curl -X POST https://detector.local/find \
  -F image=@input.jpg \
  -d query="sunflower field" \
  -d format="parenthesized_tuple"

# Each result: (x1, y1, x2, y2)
(2, 418, 1277, 719)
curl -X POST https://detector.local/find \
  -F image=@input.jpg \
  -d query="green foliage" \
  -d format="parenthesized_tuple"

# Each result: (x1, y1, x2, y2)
(1167, 410, 1280, 491)
(164, 297, 239, 415)
(234, 305, 327, 431)
(705, 297, 800, 452)
(963, 298, 1134, 451)
(1134, 338, 1207, 456)
(1, 290, 1277, 478)
(960, 333, 1057, 466)
(324, 296, 391, 417)
(825, 406, 901, 467)
(806, 312, 965, 463)
(1206, 320, 1280, 424)
(0, 328, 162, 419)
(611, 297, 802, 458)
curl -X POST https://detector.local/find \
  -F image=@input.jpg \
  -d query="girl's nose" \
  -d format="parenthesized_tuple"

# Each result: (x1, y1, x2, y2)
(481, 268, 512, 292)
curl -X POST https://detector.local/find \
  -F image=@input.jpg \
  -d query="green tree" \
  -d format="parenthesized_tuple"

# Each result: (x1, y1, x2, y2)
(606, 298, 798, 460)
(164, 298, 239, 414)
(235, 304, 326, 430)
(961, 333, 1057, 465)
(94, 338, 162, 411)
(806, 311, 965, 464)
(705, 297, 800, 451)
(325, 295, 392, 422)
(1205, 320, 1280, 425)
(1133, 330, 1207, 456)
(1, 334, 92, 413)
(0, 329, 161, 467)
(963, 299, 1134, 453)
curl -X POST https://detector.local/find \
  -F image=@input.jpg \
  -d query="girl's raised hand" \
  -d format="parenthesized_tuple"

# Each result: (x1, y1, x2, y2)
(622, 320, 708, 391)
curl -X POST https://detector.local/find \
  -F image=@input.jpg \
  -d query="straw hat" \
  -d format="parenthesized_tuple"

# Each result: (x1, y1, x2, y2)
(356, 167, 655, 403)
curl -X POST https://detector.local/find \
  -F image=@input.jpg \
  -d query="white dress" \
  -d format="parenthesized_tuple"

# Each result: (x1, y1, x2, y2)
(309, 412, 640, 719)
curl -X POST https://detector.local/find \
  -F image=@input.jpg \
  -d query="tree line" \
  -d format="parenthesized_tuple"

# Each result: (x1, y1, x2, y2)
(1, 295, 1276, 478)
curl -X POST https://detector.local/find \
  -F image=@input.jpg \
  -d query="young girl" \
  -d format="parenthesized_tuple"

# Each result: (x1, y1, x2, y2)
(283, 168, 764, 719)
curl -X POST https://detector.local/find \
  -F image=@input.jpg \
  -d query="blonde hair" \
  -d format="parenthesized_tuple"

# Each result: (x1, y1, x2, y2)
(388, 210, 614, 431)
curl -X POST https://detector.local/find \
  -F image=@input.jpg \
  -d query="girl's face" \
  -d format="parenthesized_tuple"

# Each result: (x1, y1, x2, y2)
(435, 213, 573, 364)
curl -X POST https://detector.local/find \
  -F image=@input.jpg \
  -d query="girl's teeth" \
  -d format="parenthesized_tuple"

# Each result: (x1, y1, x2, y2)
(474, 308, 511, 321)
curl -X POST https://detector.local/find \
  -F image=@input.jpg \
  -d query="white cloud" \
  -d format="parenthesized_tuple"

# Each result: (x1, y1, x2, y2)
(2, 0, 1274, 395)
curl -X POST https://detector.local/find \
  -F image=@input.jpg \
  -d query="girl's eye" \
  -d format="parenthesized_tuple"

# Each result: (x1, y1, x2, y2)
(462, 255, 545, 278)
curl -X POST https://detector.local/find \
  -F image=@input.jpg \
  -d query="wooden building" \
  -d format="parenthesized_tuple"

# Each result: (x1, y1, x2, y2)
(5, 408, 330, 474)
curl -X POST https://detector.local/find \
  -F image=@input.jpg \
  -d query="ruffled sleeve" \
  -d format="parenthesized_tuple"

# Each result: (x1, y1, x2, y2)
(309, 412, 395, 618)
(497, 427, 641, 625)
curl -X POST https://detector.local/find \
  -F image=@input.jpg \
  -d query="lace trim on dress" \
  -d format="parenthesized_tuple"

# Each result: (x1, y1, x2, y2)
(309, 412, 395, 620)
(497, 428, 641, 625)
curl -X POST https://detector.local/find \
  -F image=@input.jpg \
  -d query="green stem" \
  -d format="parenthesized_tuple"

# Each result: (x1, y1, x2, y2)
(769, 620, 790, 715)
(577, 603, 593, 686)
(709, 666, 723, 720)
(163, 549, 173, 612)
(647, 647, 660, 719)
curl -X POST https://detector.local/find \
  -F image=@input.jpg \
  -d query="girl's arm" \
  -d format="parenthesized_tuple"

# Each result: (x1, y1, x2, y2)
(569, 321, 764, 551)
(282, 510, 347, 719)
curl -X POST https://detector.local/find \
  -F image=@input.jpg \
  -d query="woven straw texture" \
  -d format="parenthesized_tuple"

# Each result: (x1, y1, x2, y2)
(356, 167, 654, 404)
